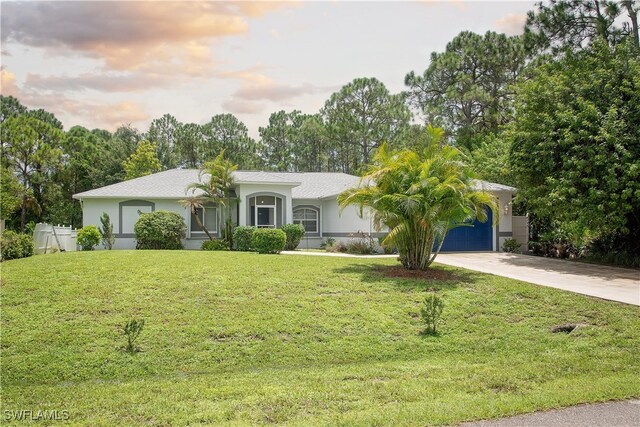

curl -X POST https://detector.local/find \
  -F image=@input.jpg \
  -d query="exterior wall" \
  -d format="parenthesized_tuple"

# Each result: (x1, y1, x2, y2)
(512, 216, 529, 252)
(236, 184, 293, 227)
(292, 198, 383, 249)
(80, 189, 515, 252)
(292, 199, 322, 249)
(494, 190, 514, 251)
(80, 197, 215, 250)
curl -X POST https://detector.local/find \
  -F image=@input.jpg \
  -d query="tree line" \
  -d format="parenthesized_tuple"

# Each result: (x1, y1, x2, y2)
(1, 1, 639, 265)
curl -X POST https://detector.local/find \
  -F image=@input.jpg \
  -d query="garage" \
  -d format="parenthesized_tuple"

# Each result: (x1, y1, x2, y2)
(439, 210, 493, 252)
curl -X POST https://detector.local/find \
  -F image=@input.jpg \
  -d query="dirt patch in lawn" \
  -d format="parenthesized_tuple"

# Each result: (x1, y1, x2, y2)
(374, 265, 455, 281)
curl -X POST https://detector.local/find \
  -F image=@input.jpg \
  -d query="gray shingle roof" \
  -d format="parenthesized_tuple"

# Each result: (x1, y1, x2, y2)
(72, 169, 514, 200)
(273, 172, 361, 199)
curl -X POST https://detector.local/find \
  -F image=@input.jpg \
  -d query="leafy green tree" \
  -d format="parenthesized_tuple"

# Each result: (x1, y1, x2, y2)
(95, 125, 140, 185)
(338, 129, 496, 270)
(176, 123, 203, 168)
(0, 95, 27, 125)
(509, 40, 640, 256)
(323, 78, 410, 174)
(147, 114, 181, 169)
(258, 110, 298, 171)
(123, 140, 162, 180)
(53, 126, 106, 226)
(0, 167, 23, 221)
(26, 108, 63, 130)
(201, 114, 259, 168)
(1, 115, 63, 230)
(524, 0, 639, 56)
(465, 133, 515, 186)
(293, 114, 330, 172)
(405, 31, 525, 150)
(623, 1, 640, 50)
(395, 124, 446, 153)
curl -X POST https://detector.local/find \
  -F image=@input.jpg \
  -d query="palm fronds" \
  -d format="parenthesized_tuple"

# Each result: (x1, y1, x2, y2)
(338, 127, 497, 270)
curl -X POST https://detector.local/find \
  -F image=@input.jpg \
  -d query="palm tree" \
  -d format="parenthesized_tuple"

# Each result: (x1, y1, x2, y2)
(180, 151, 238, 242)
(338, 127, 497, 270)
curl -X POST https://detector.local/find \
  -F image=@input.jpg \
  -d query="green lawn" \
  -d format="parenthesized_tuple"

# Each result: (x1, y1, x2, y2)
(1, 251, 638, 426)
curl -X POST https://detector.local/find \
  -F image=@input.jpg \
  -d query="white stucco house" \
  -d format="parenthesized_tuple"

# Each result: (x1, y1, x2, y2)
(73, 169, 518, 251)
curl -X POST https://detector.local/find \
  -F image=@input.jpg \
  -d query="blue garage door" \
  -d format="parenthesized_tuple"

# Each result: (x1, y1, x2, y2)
(439, 210, 493, 252)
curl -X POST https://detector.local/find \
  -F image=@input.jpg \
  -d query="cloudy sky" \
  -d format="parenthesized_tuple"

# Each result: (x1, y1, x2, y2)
(1, 0, 535, 136)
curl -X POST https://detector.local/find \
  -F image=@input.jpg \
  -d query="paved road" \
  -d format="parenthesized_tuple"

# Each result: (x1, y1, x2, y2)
(458, 399, 640, 427)
(435, 252, 640, 306)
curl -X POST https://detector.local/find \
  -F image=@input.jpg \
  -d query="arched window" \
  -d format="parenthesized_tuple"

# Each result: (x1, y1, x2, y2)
(293, 206, 319, 234)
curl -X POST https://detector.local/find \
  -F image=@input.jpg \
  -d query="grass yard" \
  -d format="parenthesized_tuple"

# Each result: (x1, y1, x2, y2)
(1, 251, 639, 426)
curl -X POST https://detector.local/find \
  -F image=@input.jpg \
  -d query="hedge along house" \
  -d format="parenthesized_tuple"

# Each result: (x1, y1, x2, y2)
(73, 169, 519, 251)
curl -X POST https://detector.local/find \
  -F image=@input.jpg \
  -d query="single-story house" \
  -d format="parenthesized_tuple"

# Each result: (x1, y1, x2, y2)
(73, 169, 517, 251)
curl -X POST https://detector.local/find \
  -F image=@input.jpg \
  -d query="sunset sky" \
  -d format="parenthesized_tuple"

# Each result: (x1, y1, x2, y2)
(1, 1, 535, 136)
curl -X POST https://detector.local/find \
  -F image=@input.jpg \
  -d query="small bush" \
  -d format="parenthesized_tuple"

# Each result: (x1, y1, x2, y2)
(77, 225, 102, 251)
(1, 230, 34, 261)
(280, 223, 305, 250)
(123, 318, 145, 354)
(325, 240, 348, 253)
(346, 232, 377, 254)
(134, 210, 186, 250)
(233, 226, 256, 251)
(502, 238, 522, 253)
(251, 228, 286, 254)
(99, 212, 115, 250)
(420, 292, 444, 335)
(320, 237, 336, 249)
(202, 239, 230, 251)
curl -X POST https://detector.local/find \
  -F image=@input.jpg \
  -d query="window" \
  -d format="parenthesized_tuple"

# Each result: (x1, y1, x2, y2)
(249, 195, 282, 228)
(119, 200, 155, 235)
(293, 207, 319, 233)
(191, 206, 217, 233)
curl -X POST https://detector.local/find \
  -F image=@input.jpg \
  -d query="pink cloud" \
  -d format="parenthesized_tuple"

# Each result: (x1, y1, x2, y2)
(496, 12, 527, 36)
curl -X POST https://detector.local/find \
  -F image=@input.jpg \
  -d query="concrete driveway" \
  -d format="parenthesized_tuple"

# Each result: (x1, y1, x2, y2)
(435, 252, 640, 306)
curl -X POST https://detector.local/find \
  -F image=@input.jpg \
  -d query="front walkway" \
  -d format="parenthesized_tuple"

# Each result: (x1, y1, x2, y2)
(435, 252, 639, 306)
(282, 251, 640, 306)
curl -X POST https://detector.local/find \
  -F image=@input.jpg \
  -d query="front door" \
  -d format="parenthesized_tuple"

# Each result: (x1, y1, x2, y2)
(257, 206, 275, 228)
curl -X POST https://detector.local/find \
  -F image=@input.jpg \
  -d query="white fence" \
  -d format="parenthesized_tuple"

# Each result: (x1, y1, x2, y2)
(33, 223, 77, 254)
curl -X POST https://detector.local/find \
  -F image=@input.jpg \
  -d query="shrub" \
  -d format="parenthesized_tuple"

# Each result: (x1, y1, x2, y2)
(325, 240, 348, 253)
(134, 210, 186, 250)
(1, 230, 34, 261)
(77, 225, 102, 251)
(122, 318, 145, 354)
(346, 232, 377, 254)
(320, 237, 336, 249)
(420, 292, 444, 335)
(202, 239, 229, 251)
(280, 223, 305, 250)
(502, 238, 522, 253)
(251, 228, 286, 254)
(233, 226, 256, 251)
(99, 212, 115, 250)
